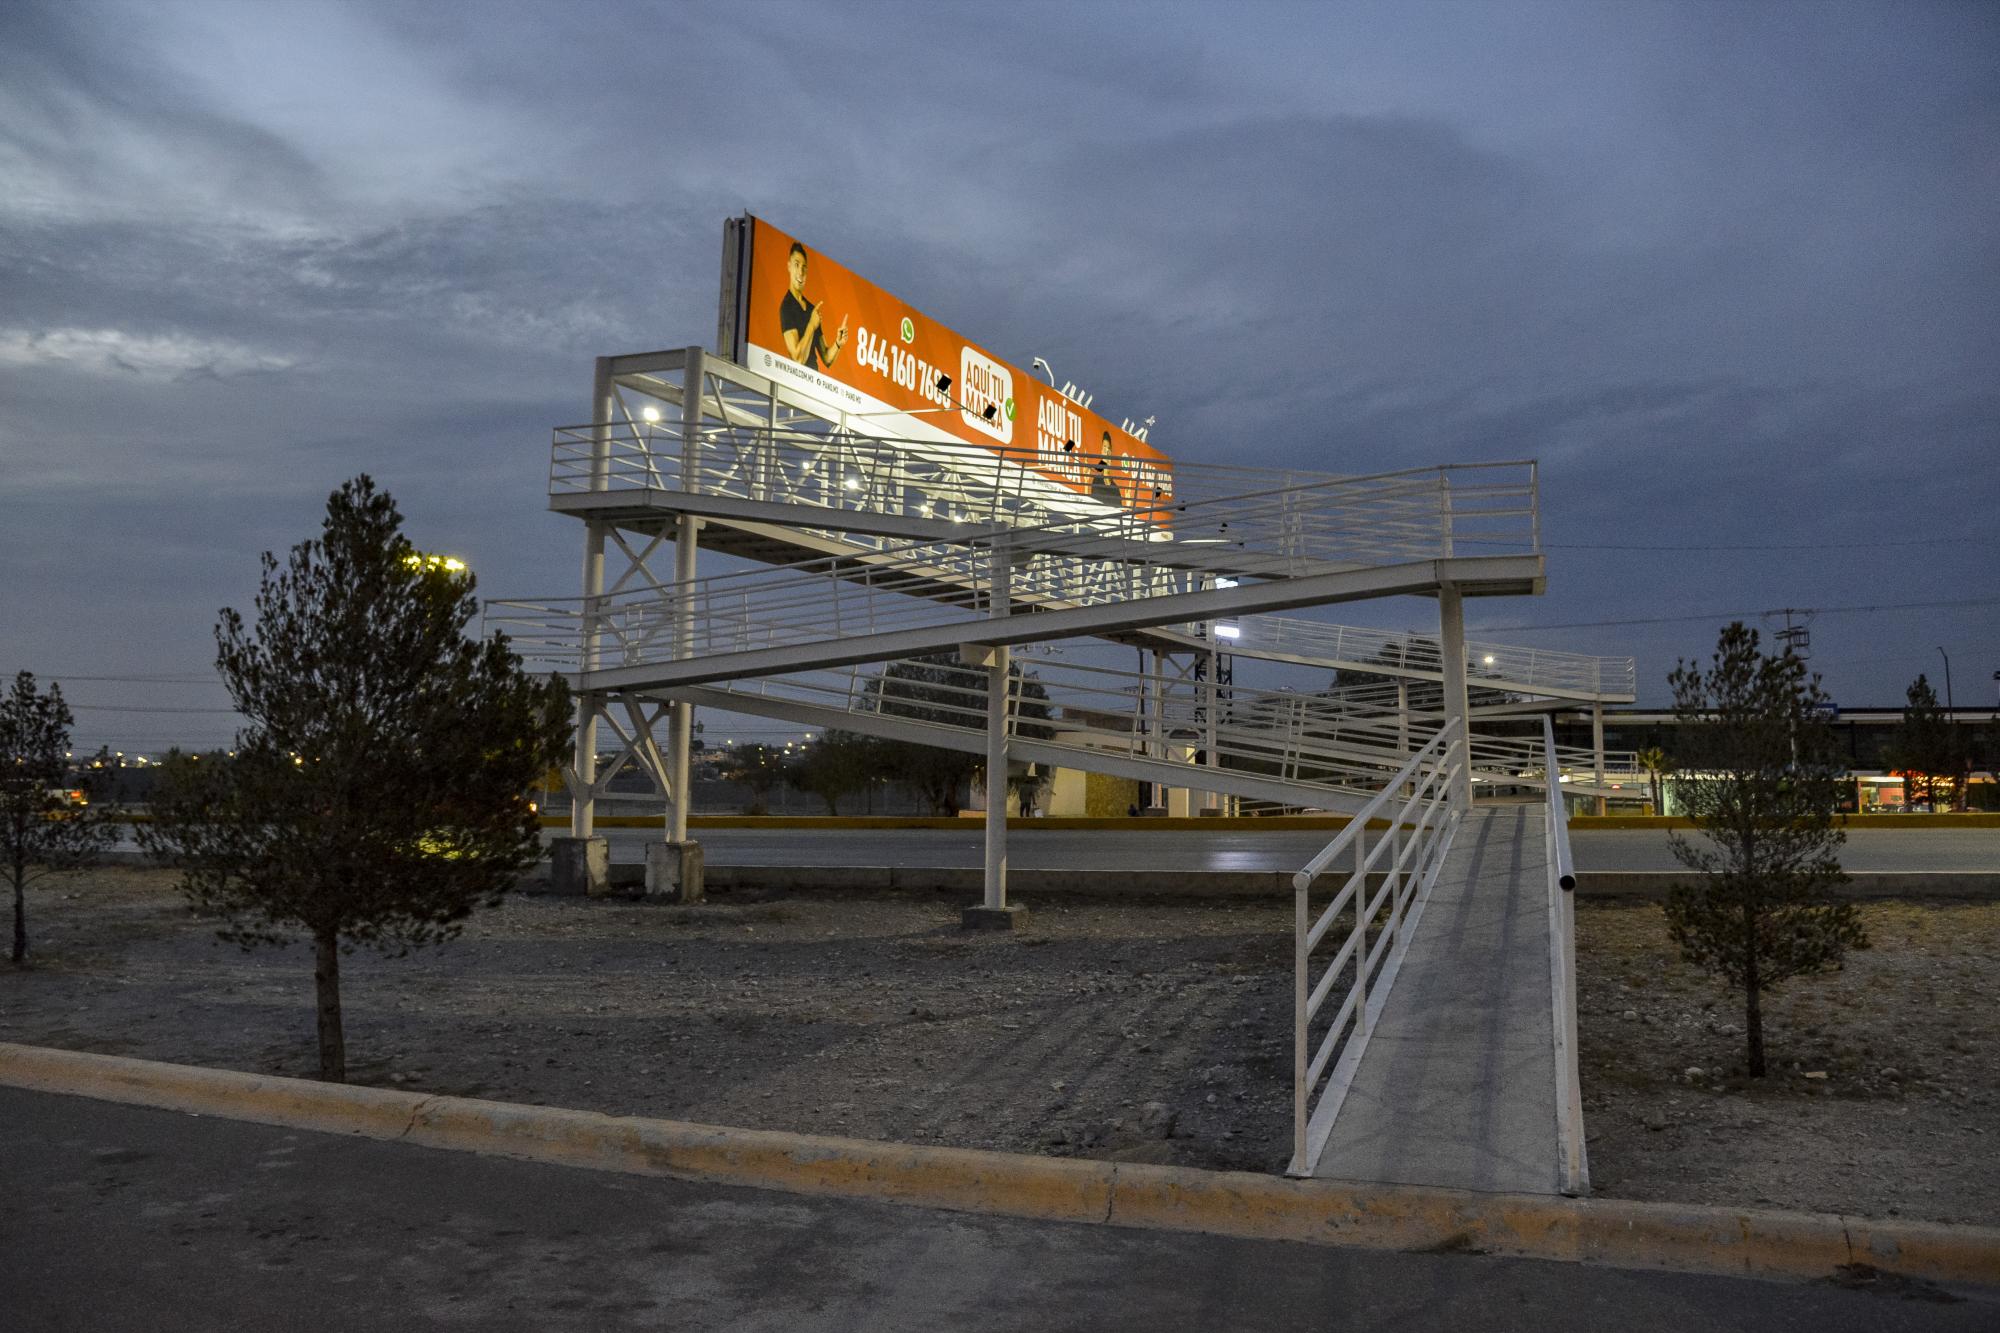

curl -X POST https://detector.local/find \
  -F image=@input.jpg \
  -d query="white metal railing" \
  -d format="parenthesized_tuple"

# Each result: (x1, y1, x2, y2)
(549, 420, 1541, 568)
(667, 653, 1434, 806)
(1285, 719, 1465, 1176)
(1213, 617, 1635, 701)
(1542, 716, 1589, 1196)
(495, 458, 1538, 677)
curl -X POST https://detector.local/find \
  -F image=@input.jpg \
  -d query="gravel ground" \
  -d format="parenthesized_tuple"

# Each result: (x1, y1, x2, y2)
(3, 870, 1994, 1223)
(1576, 900, 2000, 1226)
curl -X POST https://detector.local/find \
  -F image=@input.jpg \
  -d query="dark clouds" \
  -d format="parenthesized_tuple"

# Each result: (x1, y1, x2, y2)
(2, 0, 1996, 748)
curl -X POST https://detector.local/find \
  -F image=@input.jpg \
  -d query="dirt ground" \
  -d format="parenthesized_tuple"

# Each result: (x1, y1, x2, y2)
(3, 870, 1995, 1224)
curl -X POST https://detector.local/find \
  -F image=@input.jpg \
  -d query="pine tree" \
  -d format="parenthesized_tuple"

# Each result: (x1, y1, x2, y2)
(140, 477, 571, 1081)
(1663, 623, 1864, 1076)
(2, 673, 118, 964)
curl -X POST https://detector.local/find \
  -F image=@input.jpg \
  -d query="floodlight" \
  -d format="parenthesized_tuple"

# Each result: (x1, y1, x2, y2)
(935, 373, 952, 393)
(981, 403, 999, 422)
(641, 405, 662, 423)
(1215, 623, 1242, 640)
(842, 474, 862, 491)
(1063, 440, 1076, 453)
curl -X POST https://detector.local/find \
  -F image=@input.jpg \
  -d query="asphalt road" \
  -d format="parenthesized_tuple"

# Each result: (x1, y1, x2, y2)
(4, 1087, 1986, 1331)
(584, 826, 2000, 873)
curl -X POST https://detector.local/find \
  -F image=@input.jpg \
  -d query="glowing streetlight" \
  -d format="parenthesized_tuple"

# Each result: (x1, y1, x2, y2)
(404, 553, 468, 574)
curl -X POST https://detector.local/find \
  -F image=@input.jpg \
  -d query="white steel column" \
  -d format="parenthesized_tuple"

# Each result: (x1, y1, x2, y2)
(571, 356, 617, 839)
(669, 515, 699, 841)
(669, 347, 706, 843)
(983, 540, 1013, 910)
(1437, 584, 1472, 810)
(1203, 643, 1220, 813)
(1591, 702, 1607, 818)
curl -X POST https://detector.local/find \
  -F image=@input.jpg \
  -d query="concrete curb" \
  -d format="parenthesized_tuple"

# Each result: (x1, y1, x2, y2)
(541, 864, 1998, 902)
(3, 1043, 1995, 1289)
(95, 852, 2000, 900)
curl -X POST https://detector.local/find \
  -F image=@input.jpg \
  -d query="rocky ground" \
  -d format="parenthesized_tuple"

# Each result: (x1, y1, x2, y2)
(3, 870, 1994, 1223)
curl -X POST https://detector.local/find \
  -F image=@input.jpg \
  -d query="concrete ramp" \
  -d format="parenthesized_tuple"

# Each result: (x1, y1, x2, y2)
(1311, 805, 1567, 1195)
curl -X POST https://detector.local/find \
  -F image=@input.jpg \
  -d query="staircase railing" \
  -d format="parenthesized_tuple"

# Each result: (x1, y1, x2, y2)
(1285, 718, 1464, 1176)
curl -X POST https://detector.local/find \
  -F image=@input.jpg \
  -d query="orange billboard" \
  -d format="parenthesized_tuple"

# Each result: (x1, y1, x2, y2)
(725, 215, 1172, 517)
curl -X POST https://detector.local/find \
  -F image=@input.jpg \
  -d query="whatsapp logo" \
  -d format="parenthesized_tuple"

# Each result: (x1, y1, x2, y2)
(899, 316, 915, 344)
(1003, 396, 1017, 421)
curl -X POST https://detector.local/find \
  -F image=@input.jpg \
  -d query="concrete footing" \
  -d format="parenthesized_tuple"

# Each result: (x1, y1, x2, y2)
(644, 841, 706, 903)
(548, 837, 608, 897)
(960, 903, 1028, 931)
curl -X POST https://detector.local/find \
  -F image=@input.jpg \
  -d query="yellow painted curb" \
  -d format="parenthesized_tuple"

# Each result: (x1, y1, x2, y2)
(1571, 813, 2000, 830)
(542, 814, 1362, 831)
(3, 1043, 1995, 1289)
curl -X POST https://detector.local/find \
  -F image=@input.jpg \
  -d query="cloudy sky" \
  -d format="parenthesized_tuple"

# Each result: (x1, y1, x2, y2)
(3, 0, 1995, 752)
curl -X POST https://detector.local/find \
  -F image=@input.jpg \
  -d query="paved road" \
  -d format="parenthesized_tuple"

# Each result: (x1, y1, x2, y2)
(580, 826, 2000, 873)
(4, 1087, 1986, 1331)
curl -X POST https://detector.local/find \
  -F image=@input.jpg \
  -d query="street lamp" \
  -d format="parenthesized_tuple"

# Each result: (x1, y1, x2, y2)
(1936, 646, 1954, 714)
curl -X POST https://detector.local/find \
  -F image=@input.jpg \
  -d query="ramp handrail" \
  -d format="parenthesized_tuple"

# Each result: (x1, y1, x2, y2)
(1285, 718, 1464, 1176)
(1542, 715, 1588, 1195)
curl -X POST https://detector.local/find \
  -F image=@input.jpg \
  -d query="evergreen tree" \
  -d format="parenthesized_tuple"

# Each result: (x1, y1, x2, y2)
(785, 730, 876, 815)
(2, 673, 118, 964)
(1663, 623, 1863, 1077)
(140, 477, 571, 1081)
(1889, 674, 1953, 812)
(866, 652, 1054, 816)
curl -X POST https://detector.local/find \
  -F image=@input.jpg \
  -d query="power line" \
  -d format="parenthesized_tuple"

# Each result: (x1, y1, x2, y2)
(26, 673, 224, 684)
(65, 704, 242, 715)
(1475, 595, 2000, 633)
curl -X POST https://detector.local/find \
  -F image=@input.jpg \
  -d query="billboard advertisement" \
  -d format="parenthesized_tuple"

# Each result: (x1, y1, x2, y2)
(725, 215, 1172, 517)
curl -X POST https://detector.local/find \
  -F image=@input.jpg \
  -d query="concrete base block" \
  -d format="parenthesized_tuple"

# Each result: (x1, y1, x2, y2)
(960, 903, 1028, 931)
(644, 841, 706, 904)
(548, 837, 609, 898)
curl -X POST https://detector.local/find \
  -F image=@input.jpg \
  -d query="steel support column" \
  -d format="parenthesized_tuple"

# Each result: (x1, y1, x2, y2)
(1591, 701, 1607, 817)
(570, 356, 617, 839)
(1438, 585, 1472, 810)
(669, 513, 700, 842)
(983, 541, 1012, 911)
(669, 347, 706, 845)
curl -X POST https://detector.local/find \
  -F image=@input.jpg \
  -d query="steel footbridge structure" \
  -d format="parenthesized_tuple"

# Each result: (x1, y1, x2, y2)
(492, 345, 1604, 1191)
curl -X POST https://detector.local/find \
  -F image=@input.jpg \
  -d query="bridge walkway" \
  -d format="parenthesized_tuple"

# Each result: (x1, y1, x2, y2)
(1310, 804, 1570, 1195)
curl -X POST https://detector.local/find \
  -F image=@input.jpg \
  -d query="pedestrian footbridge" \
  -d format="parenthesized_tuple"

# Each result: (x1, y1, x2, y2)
(493, 345, 1597, 1196)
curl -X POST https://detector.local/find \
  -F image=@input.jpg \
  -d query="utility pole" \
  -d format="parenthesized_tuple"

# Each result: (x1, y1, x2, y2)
(1766, 607, 1815, 661)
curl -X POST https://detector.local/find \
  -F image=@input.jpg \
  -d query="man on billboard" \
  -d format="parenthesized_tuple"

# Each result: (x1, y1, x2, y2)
(779, 241, 850, 369)
(1089, 431, 1123, 505)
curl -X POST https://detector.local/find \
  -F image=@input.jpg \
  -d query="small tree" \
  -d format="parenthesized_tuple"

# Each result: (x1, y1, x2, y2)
(718, 743, 786, 813)
(1636, 746, 1669, 815)
(2, 673, 118, 964)
(785, 730, 876, 815)
(866, 652, 1054, 815)
(1889, 674, 1953, 812)
(1663, 623, 1864, 1077)
(140, 477, 571, 1081)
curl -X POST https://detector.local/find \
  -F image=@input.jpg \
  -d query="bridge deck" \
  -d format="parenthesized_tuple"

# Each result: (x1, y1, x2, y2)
(1311, 805, 1565, 1195)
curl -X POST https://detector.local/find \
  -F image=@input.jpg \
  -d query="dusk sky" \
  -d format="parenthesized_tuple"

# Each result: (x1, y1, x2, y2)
(4, 0, 1995, 754)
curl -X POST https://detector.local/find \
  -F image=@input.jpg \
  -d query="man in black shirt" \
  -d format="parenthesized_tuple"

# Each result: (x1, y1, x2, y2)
(1090, 432, 1122, 505)
(779, 241, 849, 369)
